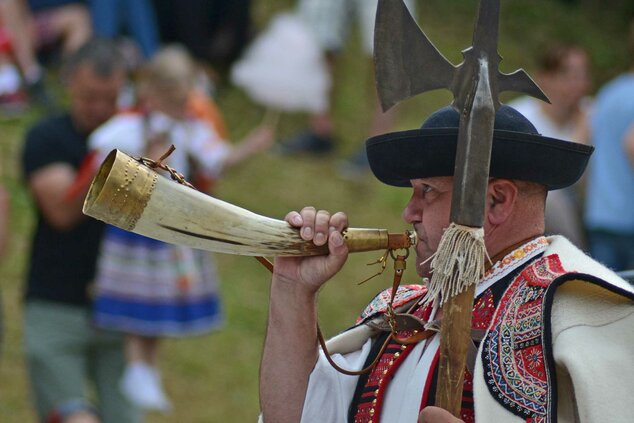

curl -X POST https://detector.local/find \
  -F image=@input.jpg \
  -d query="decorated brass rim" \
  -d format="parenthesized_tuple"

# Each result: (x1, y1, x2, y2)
(83, 149, 158, 230)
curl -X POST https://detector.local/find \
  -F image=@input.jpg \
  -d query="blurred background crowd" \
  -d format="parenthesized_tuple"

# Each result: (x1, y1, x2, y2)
(0, 0, 632, 422)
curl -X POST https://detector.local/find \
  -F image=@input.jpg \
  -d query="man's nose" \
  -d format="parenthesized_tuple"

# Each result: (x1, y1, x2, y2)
(402, 197, 422, 224)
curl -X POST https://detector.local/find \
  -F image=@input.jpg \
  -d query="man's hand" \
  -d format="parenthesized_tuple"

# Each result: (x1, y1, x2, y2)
(419, 407, 465, 423)
(260, 207, 349, 423)
(272, 207, 349, 294)
(29, 164, 87, 230)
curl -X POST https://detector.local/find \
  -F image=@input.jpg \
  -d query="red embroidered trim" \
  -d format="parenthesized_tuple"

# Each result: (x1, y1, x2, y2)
(419, 349, 440, 414)
(353, 304, 432, 423)
(356, 284, 426, 325)
(353, 290, 496, 422)
(420, 291, 495, 423)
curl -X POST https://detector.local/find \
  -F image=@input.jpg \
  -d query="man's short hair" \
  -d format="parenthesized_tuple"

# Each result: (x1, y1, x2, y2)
(537, 43, 587, 74)
(62, 37, 127, 79)
(514, 180, 547, 202)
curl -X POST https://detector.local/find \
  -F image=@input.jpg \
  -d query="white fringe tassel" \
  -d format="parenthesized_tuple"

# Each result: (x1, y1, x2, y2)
(421, 223, 487, 307)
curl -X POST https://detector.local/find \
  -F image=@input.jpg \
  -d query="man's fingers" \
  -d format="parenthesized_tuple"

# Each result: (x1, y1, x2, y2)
(285, 211, 302, 227)
(313, 210, 331, 246)
(298, 207, 316, 240)
(286, 208, 348, 248)
(330, 211, 348, 233)
(326, 228, 348, 274)
(327, 212, 348, 256)
(418, 407, 464, 423)
(329, 229, 346, 252)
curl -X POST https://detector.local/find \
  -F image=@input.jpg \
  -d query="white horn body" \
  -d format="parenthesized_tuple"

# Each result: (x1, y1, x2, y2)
(83, 150, 414, 256)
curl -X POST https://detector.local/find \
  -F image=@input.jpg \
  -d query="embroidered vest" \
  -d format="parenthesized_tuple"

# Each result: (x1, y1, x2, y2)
(348, 238, 564, 423)
(481, 254, 567, 422)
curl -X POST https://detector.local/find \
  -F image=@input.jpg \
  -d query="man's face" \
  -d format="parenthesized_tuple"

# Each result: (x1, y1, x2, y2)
(68, 64, 126, 134)
(543, 50, 591, 110)
(402, 177, 454, 278)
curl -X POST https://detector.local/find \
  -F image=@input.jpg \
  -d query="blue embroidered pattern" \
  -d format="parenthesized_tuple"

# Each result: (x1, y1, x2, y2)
(482, 255, 566, 420)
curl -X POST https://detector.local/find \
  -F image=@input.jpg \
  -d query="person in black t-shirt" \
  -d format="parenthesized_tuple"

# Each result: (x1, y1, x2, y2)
(21, 38, 141, 423)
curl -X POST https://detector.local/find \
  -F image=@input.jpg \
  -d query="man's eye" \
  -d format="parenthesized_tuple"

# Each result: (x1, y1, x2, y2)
(422, 184, 433, 194)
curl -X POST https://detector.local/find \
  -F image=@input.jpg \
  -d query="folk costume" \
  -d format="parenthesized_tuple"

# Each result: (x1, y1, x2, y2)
(292, 106, 634, 422)
(260, 0, 634, 420)
(300, 235, 634, 422)
(89, 110, 228, 336)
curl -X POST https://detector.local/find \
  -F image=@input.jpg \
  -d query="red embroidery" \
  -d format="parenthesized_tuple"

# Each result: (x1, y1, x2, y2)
(353, 290, 495, 422)
(354, 303, 430, 423)
(472, 289, 495, 329)
(525, 255, 565, 288)
(461, 369, 476, 423)
(356, 285, 426, 325)
(517, 345, 546, 380)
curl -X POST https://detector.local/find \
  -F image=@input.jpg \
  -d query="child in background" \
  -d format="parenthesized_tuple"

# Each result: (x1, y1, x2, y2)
(89, 45, 274, 412)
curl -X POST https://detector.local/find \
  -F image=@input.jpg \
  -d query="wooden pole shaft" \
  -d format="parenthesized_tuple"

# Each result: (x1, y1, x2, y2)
(435, 284, 476, 417)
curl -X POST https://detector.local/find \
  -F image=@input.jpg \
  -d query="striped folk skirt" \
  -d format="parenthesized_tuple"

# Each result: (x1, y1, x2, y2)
(93, 226, 223, 336)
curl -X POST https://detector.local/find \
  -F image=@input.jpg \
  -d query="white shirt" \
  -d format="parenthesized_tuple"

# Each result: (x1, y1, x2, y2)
(89, 111, 231, 178)
(301, 238, 550, 423)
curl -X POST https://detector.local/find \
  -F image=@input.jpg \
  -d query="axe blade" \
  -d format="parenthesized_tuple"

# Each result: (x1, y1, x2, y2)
(499, 69, 550, 103)
(374, 0, 456, 112)
(375, 0, 549, 112)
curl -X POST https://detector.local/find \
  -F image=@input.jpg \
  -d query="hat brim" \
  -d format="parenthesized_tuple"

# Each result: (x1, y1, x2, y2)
(366, 128, 593, 190)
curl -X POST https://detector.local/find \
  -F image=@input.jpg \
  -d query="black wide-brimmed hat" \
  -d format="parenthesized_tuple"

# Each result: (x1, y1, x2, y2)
(366, 105, 593, 190)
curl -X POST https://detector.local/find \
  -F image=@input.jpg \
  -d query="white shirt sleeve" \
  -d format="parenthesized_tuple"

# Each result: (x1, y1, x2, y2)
(300, 336, 440, 423)
(89, 114, 145, 161)
(187, 120, 231, 178)
(300, 339, 372, 423)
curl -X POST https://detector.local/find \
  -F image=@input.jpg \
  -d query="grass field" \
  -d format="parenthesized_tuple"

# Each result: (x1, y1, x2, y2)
(0, 1, 632, 421)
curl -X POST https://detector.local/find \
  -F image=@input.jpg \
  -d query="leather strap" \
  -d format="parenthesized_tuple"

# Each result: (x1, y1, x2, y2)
(255, 251, 431, 376)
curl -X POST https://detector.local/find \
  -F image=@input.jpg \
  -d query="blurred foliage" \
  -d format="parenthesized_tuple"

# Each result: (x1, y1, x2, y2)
(0, 0, 632, 422)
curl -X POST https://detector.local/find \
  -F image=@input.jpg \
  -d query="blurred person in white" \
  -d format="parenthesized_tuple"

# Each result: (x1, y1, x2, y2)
(278, 0, 416, 176)
(510, 43, 592, 249)
(88, 45, 274, 412)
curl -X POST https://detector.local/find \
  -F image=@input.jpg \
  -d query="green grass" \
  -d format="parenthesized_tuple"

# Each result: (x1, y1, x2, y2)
(1, 1, 632, 421)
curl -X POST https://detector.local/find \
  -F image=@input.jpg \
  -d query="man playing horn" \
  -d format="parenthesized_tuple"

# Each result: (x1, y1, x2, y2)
(259, 105, 634, 422)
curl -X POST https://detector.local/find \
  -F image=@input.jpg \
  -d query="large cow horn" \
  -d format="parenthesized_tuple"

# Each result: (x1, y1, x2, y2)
(83, 150, 415, 257)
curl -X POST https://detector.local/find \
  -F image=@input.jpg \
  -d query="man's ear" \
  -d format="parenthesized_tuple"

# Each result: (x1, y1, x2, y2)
(486, 179, 518, 226)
